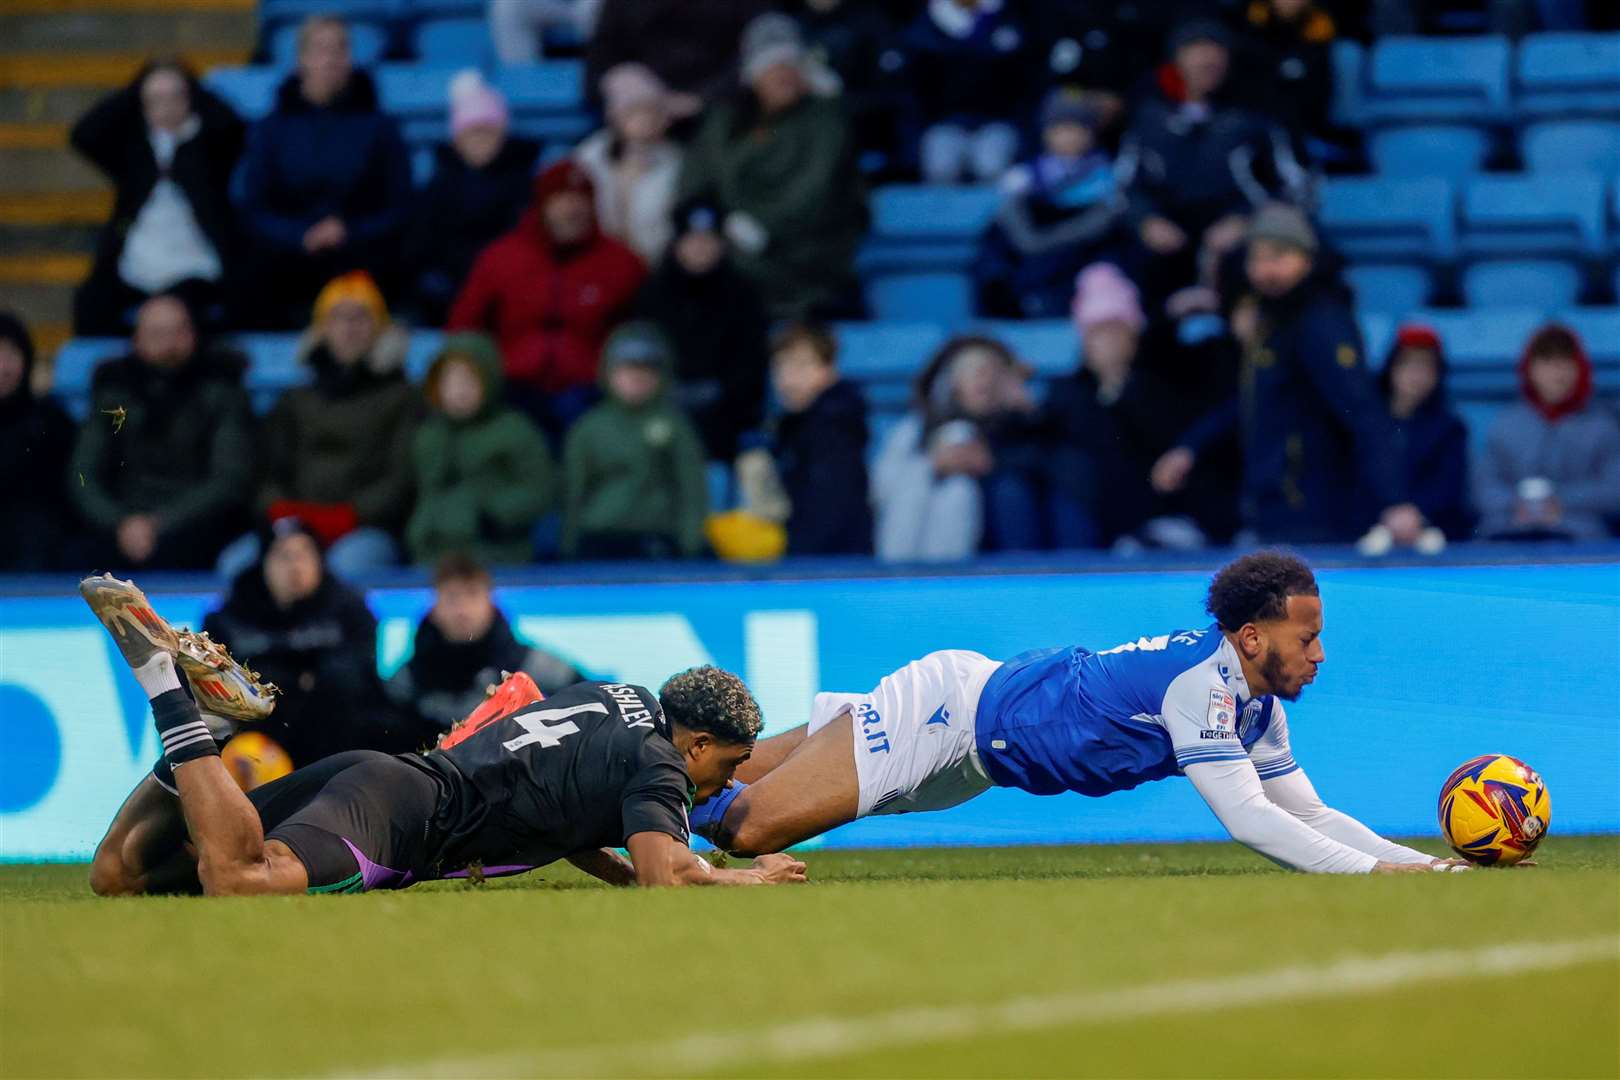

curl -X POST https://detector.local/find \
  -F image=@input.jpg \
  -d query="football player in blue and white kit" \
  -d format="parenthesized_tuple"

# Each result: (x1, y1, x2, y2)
(694, 551, 1459, 873)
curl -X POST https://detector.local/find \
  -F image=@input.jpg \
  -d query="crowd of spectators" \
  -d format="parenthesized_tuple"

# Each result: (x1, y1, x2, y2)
(4, 0, 1620, 581)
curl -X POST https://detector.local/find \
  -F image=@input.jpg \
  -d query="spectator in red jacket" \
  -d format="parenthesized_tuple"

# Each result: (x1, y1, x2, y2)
(447, 159, 646, 438)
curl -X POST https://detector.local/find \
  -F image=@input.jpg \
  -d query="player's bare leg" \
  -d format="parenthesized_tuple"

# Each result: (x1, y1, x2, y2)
(89, 774, 199, 896)
(714, 713, 859, 856)
(731, 724, 808, 784)
(81, 574, 306, 896)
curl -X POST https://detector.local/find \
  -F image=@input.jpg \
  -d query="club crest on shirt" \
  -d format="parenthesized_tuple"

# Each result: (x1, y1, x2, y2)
(1206, 688, 1237, 734)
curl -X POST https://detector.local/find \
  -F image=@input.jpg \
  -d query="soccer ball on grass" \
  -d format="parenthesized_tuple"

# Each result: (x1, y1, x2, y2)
(1438, 754, 1550, 866)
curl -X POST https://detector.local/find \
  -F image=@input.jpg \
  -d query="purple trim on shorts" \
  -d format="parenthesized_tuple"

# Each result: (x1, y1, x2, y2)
(440, 864, 535, 880)
(341, 838, 414, 891)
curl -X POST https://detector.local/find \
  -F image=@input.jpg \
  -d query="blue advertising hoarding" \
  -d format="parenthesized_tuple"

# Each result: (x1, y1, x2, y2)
(2, 562, 1616, 861)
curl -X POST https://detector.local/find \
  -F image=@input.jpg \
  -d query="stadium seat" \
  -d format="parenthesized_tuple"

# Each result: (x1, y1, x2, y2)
(1329, 40, 1366, 128)
(1556, 307, 1620, 366)
(832, 322, 947, 382)
(375, 63, 461, 117)
(259, 0, 397, 30)
(1364, 36, 1510, 124)
(402, 0, 482, 15)
(414, 17, 490, 65)
(49, 339, 121, 417)
(1404, 307, 1545, 391)
(404, 330, 447, 381)
(860, 185, 999, 275)
(202, 66, 282, 122)
(1460, 173, 1607, 257)
(1516, 32, 1620, 117)
(1461, 260, 1582, 309)
(267, 20, 387, 68)
(971, 320, 1077, 377)
(1317, 177, 1456, 262)
(1357, 311, 1397, 366)
(1521, 121, 1620, 180)
(865, 273, 973, 324)
(1366, 126, 1489, 179)
(494, 62, 584, 112)
(1344, 264, 1433, 314)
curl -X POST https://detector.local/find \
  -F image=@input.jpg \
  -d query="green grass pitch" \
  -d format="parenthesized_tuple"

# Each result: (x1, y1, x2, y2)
(2, 837, 1616, 1079)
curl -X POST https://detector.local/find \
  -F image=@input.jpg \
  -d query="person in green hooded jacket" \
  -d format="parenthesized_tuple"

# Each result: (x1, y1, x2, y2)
(407, 332, 555, 565)
(562, 322, 709, 559)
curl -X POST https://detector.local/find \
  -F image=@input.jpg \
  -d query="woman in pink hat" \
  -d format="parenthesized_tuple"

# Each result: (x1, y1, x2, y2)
(573, 63, 689, 265)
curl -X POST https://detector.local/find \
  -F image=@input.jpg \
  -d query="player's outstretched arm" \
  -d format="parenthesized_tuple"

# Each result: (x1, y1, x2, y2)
(1258, 768, 1446, 867)
(1185, 760, 1402, 873)
(624, 832, 808, 886)
(567, 848, 639, 887)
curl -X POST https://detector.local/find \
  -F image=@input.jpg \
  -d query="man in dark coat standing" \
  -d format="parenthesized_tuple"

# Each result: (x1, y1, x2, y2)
(1153, 204, 1424, 545)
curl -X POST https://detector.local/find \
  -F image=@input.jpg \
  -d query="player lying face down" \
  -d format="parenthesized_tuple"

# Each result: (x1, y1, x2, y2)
(81, 574, 806, 895)
(691, 552, 1463, 875)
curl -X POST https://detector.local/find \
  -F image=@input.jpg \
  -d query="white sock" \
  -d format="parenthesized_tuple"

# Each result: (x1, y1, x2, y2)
(132, 652, 183, 700)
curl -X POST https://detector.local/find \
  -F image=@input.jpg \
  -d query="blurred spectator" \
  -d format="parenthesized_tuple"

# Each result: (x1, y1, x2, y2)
(406, 333, 555, 566)
(69, 295, 252, 570)
(793, 0, 907, 176)
(235, 16, 411, 329)
(1152, 205, 1421, 545)
(768, 322, 873, 556)
(574, 63, 690, 264)
(1044, 263, 1189, 548)
(561, 322, 708, 559)
(0, 315, 76, 571)
(1117, 18, 1307, 302)
(873, 335, 1043, 560)
(70, 61, 244, 336)
(489, 0, 602, 65)
(894, 0, 1031, 184)
(633, 197, 770, 462)
(975, 89, 1123, 318)
(243, 272, 418, 577)
(385, 553, 582, 733)
(205, 517, 427, 766)
(678, 14, 867, 318)
(1379, 324, 1474, 541)
(1476, 325, 1620, 542)
(447, 160, 646, 437)
(1236, 0, 1337, 144)
(585, 0, 767, 110)
(407, 72, 541, 324)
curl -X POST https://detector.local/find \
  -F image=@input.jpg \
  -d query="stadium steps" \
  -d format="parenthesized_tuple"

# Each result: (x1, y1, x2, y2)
(0, 0, 252, 372)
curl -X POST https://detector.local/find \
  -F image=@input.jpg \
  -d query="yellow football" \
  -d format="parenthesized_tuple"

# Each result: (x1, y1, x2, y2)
(1438, 754, 1551, 866)
(220, 731, 294, 793)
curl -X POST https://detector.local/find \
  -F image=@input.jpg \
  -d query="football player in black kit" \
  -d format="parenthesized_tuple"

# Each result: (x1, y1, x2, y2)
(80, 574, 808, 895)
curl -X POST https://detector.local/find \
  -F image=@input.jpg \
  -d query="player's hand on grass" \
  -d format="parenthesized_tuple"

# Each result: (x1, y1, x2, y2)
(1372, 860, 1438, 874)
(750, 852, 809, 885)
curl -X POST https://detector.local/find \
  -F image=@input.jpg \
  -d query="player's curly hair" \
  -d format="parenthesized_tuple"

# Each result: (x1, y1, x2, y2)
(658, 666, 763, 745)
(1206, 550, 1319, 631)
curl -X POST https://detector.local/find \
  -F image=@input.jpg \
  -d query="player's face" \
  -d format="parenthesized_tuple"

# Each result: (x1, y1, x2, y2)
(1259, 595, 1324, 701)
(683, 734, 755, 801)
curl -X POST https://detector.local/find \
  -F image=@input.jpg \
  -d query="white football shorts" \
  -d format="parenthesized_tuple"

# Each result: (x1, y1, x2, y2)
(807, 649, 1002, 818)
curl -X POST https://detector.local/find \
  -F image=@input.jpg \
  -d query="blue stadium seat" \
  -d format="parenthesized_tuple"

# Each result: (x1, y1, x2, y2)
(1330, 40, 1366, 128)
(1521, 121, 1620, 180)
(970, 320, 1077, 377)
(414, 17, 490, 66)
(1462, 260, 1582, 309)
(865, 273, 973, 323)
(1516, 32, 1620, 118)
(1460, 173, 1607, 257)
(1358, 311, 1397, 366)
(267, 20, 387, 68)
(1366, 125, 1489, 179)
(1364, 36, 1510, 124)
(861, 186, 999, 275)
(404, 0, 483, 15)
(375, 63, 461, 118)
(50, 339, 122, 417)
(1405, 307, 1545, 378)
(494, 62, 584, 112)
(259, 0, 398, 30)
(1344, 264, 1433, 313)
(832, 322, 947, 382)
(405, 330, 447, 381)
(1317, 177, 1456, 262)
(202, 66, 282, 122)
(1556, 308, 1620, 366)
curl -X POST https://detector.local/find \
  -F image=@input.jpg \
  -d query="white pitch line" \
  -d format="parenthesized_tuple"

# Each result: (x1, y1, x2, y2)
(340, 936, 1619, 1079)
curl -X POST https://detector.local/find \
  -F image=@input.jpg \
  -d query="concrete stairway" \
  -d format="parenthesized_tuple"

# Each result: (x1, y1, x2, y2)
(0, 0, 255, 373)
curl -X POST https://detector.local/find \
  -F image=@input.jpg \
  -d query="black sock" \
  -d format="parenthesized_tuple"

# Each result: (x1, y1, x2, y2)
(152, 689, 221, 767)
